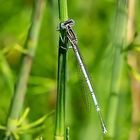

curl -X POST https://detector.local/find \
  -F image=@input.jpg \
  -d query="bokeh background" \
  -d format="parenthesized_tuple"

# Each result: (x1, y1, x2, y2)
(0, 0, 140, 139)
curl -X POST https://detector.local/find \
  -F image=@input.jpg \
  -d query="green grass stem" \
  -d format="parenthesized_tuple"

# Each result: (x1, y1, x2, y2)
(54, 0, 68, 139)
(105, 0, 128, 139)
(5, 0, 45, 139)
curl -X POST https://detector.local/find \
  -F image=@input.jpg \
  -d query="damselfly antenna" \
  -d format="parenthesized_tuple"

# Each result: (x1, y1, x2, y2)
(59, 19, 107, 134)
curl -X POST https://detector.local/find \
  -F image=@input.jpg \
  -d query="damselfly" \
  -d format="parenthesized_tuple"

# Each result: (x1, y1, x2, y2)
(59, 19, 107, 134)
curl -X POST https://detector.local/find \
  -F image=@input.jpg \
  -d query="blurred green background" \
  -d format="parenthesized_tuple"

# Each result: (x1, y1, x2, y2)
(0, 0, 140, 139)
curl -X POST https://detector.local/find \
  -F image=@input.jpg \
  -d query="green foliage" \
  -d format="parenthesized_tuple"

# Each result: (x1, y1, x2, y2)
(0, 0, 140, 139)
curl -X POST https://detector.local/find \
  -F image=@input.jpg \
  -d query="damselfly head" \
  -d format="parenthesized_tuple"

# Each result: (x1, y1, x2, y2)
(63, 19, 75, 26)
(60, 19, 75, 29)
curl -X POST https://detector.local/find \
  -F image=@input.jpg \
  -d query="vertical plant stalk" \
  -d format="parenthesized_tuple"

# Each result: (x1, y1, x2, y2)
(5, 0, 45, 138)
(127, 0, 135, 45)
(128, 55, 140, 140)
(127, 0, 140, 140)
(54, 0, 68, 140)
(105, 0, 128, 139)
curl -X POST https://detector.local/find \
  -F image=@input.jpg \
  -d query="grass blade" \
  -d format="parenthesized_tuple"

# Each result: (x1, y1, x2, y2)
(5, 0, 45, 138)
(54, 0, 68, 139)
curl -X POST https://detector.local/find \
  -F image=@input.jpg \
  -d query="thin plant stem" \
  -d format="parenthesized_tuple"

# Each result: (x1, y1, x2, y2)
(54, 0, 68, 139)
(105, 0, 128, 139)
(127, 0, 140, 139)
(5, 0, 45, 139)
